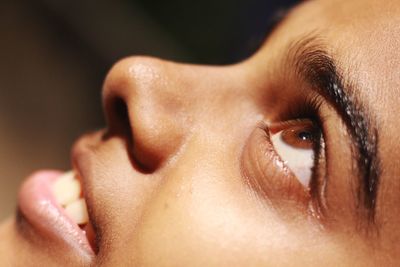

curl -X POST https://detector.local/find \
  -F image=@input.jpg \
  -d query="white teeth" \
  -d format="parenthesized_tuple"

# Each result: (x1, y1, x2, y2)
(64, 199, 89, 225)
(51, 171, 89, 226)
(52, 171, 81, 206)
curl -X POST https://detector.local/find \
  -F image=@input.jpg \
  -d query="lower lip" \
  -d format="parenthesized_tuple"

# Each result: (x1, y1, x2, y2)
(17, 170, 94, 256)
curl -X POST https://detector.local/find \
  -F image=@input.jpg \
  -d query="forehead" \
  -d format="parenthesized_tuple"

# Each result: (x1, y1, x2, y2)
(266, 0, 400, 85)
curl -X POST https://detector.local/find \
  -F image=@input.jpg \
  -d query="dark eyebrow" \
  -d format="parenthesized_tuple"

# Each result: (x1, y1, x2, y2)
(286, 35, 380, 222)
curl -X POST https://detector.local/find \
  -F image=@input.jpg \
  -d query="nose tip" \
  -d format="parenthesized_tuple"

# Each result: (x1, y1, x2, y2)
(102, 56, 187, 171)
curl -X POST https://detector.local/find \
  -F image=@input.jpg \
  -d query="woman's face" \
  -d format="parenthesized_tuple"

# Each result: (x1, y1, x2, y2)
(2, 0, 400, 266)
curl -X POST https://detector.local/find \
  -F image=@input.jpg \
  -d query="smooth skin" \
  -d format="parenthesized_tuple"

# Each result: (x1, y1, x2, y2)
(1, 0, 399, 266)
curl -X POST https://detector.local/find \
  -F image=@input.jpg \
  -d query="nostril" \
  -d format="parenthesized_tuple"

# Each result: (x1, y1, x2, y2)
(104, 97, 154, 174)
(114, 98, 128, 121)
(113, 98, 130, 135)
(105, 97, 131, 137)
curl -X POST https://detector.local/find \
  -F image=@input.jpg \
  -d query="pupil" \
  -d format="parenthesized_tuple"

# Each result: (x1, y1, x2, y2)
(297, 131, 313, 142)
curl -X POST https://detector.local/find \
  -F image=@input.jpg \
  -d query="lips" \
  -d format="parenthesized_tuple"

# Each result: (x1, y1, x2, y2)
(17, 170, 96, 256)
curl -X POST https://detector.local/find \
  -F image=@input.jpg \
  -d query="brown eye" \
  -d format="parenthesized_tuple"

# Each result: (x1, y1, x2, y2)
(280, 122, 318, 150)
(270, 120, 322, 188)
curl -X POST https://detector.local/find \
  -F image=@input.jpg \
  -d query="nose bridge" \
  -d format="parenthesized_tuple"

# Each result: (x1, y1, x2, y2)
(103, 56, 200, 170)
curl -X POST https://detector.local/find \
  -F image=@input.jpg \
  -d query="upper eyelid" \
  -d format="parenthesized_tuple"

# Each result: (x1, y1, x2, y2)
(269, 118, 316, 134)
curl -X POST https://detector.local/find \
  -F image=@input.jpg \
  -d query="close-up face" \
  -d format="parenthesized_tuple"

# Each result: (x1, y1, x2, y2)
(1, 0, 400, 266)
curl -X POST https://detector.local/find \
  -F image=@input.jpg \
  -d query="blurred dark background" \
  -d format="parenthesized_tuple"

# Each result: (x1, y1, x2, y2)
(0, 0, 298, 219)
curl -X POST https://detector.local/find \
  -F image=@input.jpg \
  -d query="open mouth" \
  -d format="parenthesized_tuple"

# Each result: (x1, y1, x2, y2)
(17, 170, 97, 256)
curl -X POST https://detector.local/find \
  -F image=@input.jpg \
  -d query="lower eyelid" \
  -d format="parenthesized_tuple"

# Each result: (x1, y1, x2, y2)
(241, 123, 310, 208)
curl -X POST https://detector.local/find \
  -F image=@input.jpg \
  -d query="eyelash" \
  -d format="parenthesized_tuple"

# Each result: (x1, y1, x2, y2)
(282, 94, 324, 122)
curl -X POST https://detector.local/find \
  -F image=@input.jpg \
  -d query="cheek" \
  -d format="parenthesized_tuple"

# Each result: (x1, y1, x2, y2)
(129, 165, 347, 266)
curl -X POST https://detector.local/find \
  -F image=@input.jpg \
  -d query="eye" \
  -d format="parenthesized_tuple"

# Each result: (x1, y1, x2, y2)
(270, 120, 322, 188)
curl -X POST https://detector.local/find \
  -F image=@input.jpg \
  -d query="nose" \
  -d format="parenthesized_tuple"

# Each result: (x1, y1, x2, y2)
(102, 56, 190, 171)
